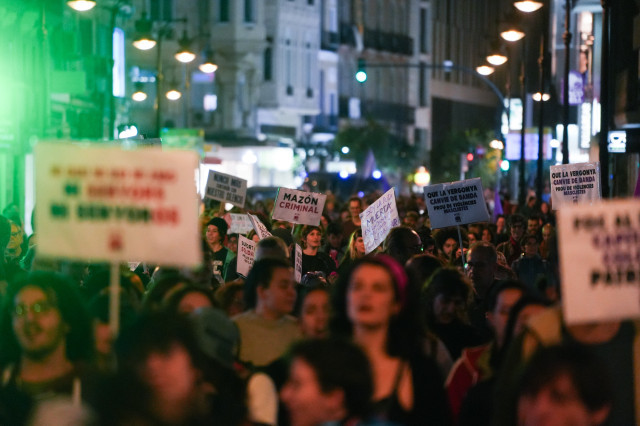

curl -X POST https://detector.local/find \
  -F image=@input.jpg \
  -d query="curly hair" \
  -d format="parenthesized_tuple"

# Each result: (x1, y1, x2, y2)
(0, 271, 94, 367)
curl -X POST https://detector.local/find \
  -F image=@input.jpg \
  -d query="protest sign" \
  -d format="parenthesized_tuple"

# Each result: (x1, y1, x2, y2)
(248, 213, 272, 240)
(204, 170, 247, 208)
(35, 142, 200, 266)
(557, 198, 640, 324)
(295, 244, 303, 283)
(550, 162, 601, 209)
(423, 177, 490, 229)
(237, 235, 256, 277)
(229, 213, 254, 234)
(360, 188, 400, 254)
(272, 188, 327, 226)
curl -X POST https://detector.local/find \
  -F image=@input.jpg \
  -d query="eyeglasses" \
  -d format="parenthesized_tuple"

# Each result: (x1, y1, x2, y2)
(13, 301, 56, 318)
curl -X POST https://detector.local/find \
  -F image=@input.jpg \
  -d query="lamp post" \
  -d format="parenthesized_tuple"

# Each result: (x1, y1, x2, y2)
(599, 0, 611, 197)
(561, 0, 573, 165)
(132, 17, 195, 137)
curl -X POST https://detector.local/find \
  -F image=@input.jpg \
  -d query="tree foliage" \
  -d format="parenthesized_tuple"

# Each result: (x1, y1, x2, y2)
(430, 129, 500, 189)
(333, 120, 417, 171)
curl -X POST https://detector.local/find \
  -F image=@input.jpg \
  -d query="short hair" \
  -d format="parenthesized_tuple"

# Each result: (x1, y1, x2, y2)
(347, 196, 362, 207)
(517, 345, 612, 413)
(405, 253, 443, 290)
(300, 225, 321, 249)
(243, 257, 293, 309)
(421, 267, 473, 326)
(520, 233, 540, 246)
(468, 241, 498, 265)
(255, 236, 290, 260)
(288, 338, 373, 418)
(0, 271, 94, 366)
(508, 214, 526, 227)
(383, 227, 422, 266)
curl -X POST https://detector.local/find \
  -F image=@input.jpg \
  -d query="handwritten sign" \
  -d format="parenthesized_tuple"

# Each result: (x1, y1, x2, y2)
(424, 178, 489, 229)
(557, 198, 640, 324)
(272, 188, 327, 226)
(205, 170, 247, 208)
(35, 142, 200, 266)
(248, 213, 272, 240)
(237, 235, 256, 277)
(550, 162, 601, 209)
(360, 188, 400, 254)
(295, 244, 303, 283)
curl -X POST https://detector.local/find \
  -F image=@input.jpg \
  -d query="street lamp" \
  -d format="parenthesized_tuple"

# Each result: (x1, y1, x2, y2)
(199, 49, 218, 74)
(132, 82, 147, 102)
(476, 65, 495, 76)
(514, 1, 543, 12)
(174, 30, 196, 64)
(132, 16, 156, 50)
(67, 0, 96, 12)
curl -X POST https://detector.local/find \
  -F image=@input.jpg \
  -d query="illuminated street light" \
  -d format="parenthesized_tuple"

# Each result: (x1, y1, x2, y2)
(166, 88, 182, 101)
(413, 167, 431, 187)
(175, 30, 196, 63)
(67, 0, 96, 11)
(341, 146, 350, 154)
(132, 90, 147, 102)
(487, 54, 508, 66)
(476, 65, 495, 76)
(490, 139, 505, 150)
(199, 49, 218, 73)
(132, 16, 157, 50)
(500, 29, 525, 42)
(532, 92, 550, 101)
(514, 1, 544, 13)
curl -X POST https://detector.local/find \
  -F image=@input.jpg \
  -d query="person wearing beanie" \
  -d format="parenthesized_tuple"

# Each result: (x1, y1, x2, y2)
(205, 217, 236, 285)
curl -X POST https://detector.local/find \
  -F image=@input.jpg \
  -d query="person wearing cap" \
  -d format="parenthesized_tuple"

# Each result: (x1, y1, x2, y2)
(204, 217, 236, 285)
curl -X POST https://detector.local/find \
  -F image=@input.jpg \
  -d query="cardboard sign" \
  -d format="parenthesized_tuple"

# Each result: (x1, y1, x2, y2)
(272, 188, 327, 226)
(228, 214, 254, 234)
(423, 177, 490, 229)
(557, 198, 640, 324)
(248, 213, 272, 240)
(550, 162, 601, 209)
(237, 235, 256, 277)
(295, 244, 303, 283)
(205, 170, 247, 208)
(360, 188, 400, 254)
(35, 142, 201, 266)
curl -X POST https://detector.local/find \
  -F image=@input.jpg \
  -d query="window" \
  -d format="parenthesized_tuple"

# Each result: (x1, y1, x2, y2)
(219, 0, 230, 22)
(420, 7, 429, 54)
(264, 47, 272, 81)
(150, 0, 173, 21)
(244, 0, 255, 23)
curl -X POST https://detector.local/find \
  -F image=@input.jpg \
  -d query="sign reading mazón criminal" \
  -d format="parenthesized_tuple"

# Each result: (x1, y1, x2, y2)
(360, 188, 400, 254)
(35, 142, 201, 266)
(272, 188, 327, 226)
(423, 177, 489, 229)
(557, 198, 640, 324)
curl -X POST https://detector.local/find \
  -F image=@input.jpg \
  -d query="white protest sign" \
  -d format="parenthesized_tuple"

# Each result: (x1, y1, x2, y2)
(205, 170, 247, 208)
(423, 177, 490, 229)
(295, 244, 303, 283)
(360, 188, 400, 254)
(229, 213, 254, 234)
(550, 162, 601, 209)
(237, 235, 256, 277)
(248, 213, 272, 240)
(272, 188, 327, 226)
(35, 142, 201, 266)
(557, 198, 640, 324)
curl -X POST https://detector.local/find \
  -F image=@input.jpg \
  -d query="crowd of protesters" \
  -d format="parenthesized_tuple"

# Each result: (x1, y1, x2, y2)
(0, 188, 635, 426)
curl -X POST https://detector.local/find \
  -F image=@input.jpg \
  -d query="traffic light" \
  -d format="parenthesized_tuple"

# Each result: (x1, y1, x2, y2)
(355, 58, 367, 83)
